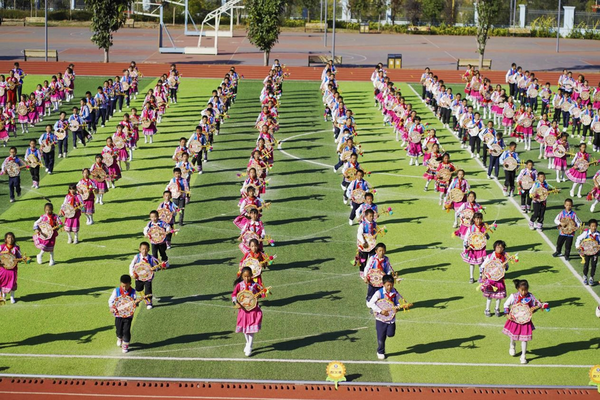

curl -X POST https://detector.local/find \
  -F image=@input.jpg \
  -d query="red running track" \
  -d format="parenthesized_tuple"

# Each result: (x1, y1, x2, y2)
(0, 377, 594, 400)
(2, 61, 600, 84)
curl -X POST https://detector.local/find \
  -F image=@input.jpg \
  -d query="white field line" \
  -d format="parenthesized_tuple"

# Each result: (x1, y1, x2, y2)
(405, 83, 600, 305)
(0, 353, 591, 369)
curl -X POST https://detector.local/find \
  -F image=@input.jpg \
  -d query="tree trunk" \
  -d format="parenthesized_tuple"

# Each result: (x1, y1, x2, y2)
(263, 50, 270, 66)
(104, 48, 110, 63)
(478, 51, 484, 70)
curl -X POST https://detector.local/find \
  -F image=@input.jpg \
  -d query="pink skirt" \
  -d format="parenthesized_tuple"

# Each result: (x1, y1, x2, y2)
(593, 101, 600, 110)
(454, 224, 469, 239)
(566, 168, 587, 184)
(535, 134, 545, 144)
(27, 111, 37, 124)
(435, 181, 449, 194)
(545, 146, 555, 158)
(33, 232, 57, 252)
(503, 320, 534, 342)
(108, 164, 121, 181)
(461, 248, 486, 265)
(553, 157, 567, 171)
(18, 115, 28, 123)
(0, 130, 8, 141)
(0, 266, 17, 293)
(93, 180, 109, 194)
(117, 148, 128, 161)
(233, 214, 249, 230)
(407, 142, 423, 157)
(83, 197, 95, 214)
(501, 117, 513, 127)
(63, 210, 81, 232)
(236, 307, 262, 333)
(143, 124, 157, 136)
(481, 279, 506, 299)
(423, 171, 435, 181)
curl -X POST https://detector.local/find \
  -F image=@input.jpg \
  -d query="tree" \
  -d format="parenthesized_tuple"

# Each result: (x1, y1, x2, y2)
(421, 0, 444, 24)
(405, 0, 422, 25)
(389, 0, 403, 24)
(474, 0, 501, 70)
(246, 0, 284, 66)
(85, 0, 132, 63)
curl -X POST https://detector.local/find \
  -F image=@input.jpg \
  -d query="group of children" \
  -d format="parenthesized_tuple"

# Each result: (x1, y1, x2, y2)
(371, 63, 569, 364)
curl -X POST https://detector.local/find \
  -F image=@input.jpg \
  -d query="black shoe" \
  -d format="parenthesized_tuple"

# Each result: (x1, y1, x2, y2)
(552, 252, 562, 257)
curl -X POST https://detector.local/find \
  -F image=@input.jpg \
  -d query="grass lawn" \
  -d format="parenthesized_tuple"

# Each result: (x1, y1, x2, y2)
(0, 76, 598, 386)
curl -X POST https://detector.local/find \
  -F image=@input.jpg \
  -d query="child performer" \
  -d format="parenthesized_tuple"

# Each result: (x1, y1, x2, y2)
(238, 239, 270, 287)
(461, 212, 487, 283)
(566, 143, 590, 198)
(157, 190, 179, 249)
(590, 170, 600, 213)
(102, 137, 121, 189)
(435, 153, 456, 206)
(500, 141, 520, 197)
(1, 146, 26, 203)
(0, 232, 21, 304)
(238, 209, 265, 253)
(233, 266, 264, 357)
(357, 209, 378, 277)
(129, 242, 163, 310)
(552, 198, 581, 259)
(341, 153, 361, 205)
(113, 125, 130, 171)
(108, 274, 136, 353)
(517, 160, 537, 213)
(444, 169, 469, 215)
(143, 210, 172, 266)
(346, 169, 372, 225)
(423, 144, 441, 191)
(33, 203, 62, 266)
(453, 191, 482, 235)
(575, 219, 600, 285)
(176, 152, 195, 188)
(364, 243, 395, 304)
(61, 184, 84, 244)
(529, 172, 554, 231)
(553, 133, 570, 182)
(90, 154, 110, 205)
(79, 168, 98, 225)
(366, 274, 404, 360)
(480, 240, 508, 317)
(235, 187, 263, 230)
(503, 279, 549, 364)
(25, 139, 42, 189)
(165, 167, 189, 227)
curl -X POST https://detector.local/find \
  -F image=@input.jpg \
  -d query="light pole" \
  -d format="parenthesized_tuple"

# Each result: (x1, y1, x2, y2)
(44, 0, 48, 61)
(332, 0, 336, 60)
(556, 0, 561, 53)
(324, 0, 328, 47)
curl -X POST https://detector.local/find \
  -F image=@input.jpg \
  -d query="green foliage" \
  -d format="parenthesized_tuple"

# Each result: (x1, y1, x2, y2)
(246, 0, 284, 65)
(474, 0, 502, 58)
(421, 0, 445, 24)
(85, 0, 133, 61)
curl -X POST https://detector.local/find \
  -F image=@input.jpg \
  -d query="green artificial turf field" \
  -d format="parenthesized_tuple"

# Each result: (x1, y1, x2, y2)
(0, 75, 598, 386)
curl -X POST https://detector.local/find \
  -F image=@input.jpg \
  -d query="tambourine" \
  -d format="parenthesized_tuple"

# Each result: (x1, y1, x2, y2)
(133, 261, 166, 282)
(113, 135, 126, 149)
(36, 221, 57, 240)
(351, 188, 366, 204)
(448, 188, 465, 203)
(168, 76, 177, 87)
(460, 208, 474, 225)
(77, 182, 91, 200)
(520, 175, 534, 190)
(510, 302, 533, 324)
(16, 104, 28, 116)
(147, 225, 167, 244)
(366, 268, 385, 287)
(503, 157, 519, 172)
(242, 257, 262, 278)
(559, 218, 578, 235)
(359, 233, 377, 253)
(520, 117, 533, 128)
(574, 158, 590, 173)
(68, 120, 81, 132)
(537, 125, 550, 137)
(436, 168, 453, 182)
(482, 131, 495, 144)
(409, 131, 422, 143)
(157, 208, 174, 224)
(581, 91, 590, 101)
(25, 153, 41, 168)
(553, 144, 566, 158)
(592, 121, 600, 133)
(235, 286, 270, 312)
(580, 238, 600, 256)
(544, 134, 557, 147)
(489, 143, 503, 157)
(483, 258, 505, 281)
(467, 230, 487, 250)
(60, 203, 79, 219)
(141, 119, 152, 129)
(111, 294, 151, 318)
(90, 167, 107, 183)
(528, 88, 538, 98)
(428, 158, 440, 170)
(4, 160, 21, 177)
(531, 187, 558, 202)
(561, 102, 572, 112)
(374, 298, 412, 322)
(55, 128, 67, 140)
(340, 150, 353, 162)
(0, 252, 29, 270)
(517, 78, 527, 89)
(188, 139, 202, 154)
(541, 91, 551, 100)
(571, 107, 582, 118)
(121, 81, 130, 91)
(582, 114, 592, 126)
(343, 167, 357, 180)
(102, 152, 114, 167)
(502, 107, 515, 118)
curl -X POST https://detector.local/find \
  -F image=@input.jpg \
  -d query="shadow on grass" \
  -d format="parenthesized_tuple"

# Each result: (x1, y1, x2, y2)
(157, 291, 232, 307)
(546, 296, 584, 308)
(0, 326, 112, 349)
(267, 258, 335, 272)
(399, 262, 451, 276)
(131, 331, 232, 351)
(18, 286, 113, 303)
(263, 290, 342, 308)
(412, 296, 464, 310)
(387, 335, 485, 357)
(252, 329, 362, 355)
(505, 265, 557, 279)
(268, 215, 328, 226)
(529, 337, 600, 360)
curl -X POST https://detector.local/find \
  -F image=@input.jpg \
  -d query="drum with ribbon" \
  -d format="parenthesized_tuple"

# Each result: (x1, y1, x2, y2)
(0, 253, 20, 270)
(36, 221, 55, 240)
(133, 262, 156, 282)
(0, 87, 4, 97)
(468, 126, 480, 137)
(340, 150, 353, 162)
(532, 187, 550, 202)
(528, 88, 538, 98)
(236, 290, 259, 311)
(553, 144, 566, 158)
(437, 168, 452, 183)
(147, 225, 167, 245)
(521, 117, 533, 128)
(367, 268, 385, 288)
(574, 158, 590, 173)
(409, 131, 422, 144)
(77, 182, 90, 200)
(102, 152, 114, 167)
(468, 231, 487, 250)
(4, 160, 20, 178)
(113, 135, 126, 150)
(482, 131, 495, 144)
(472, 81, 481, 91)
(7, 81, 16, 91)
(0, 120, 4, 132)
(25, 153, 40, 168)
(167, 182, 183, 199)
(141, 119, 152, 129)
(157, 208, 174, 224)
(510, 302, 533, 324)
(428, 158, 440, 170)
(448, 188, 465, 203)
(580, 238, 600, 256)
(55, 128, 67, 140)
(571, 107, 582, 118)
(374, 299, 397, 323)
(489, 143, 503, 157)
(592, 122, 600, 133)
(582, 114, 592, 126)
(561, 102, 572, 112)
(559, 218, 577, 235)
(68, 120, 80, 132)
(40, 141, 53, 153)
(168, 76, 177, 87)
(520, 175, 534, 191)
(544, 134, 557, 147)
(581, 91, 591, 101)
(502, 107, 515, 119)
(188, 139, 202, 154)
(242, 257, 262, 278)
(503, 157, 519, 172)
(112, 295, 138, 318)
(537, 125, 550, 137)
(121, 81, 130, 91)
(517, 78, 527, 89)
(351, 188, 366, 204)
(16, 104, 28, 116)
(508, 74, 517, 84)
(359, 234, 377, 252)
(90, 167, 107, 183)
(483, 258, 505, 281)
(61, 203, 78, 219)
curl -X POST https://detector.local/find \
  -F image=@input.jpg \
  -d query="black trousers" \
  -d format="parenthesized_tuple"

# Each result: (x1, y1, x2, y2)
(115, 317, 132, 342)
(528, 98, 538, 112)
(58, 138, 68, 154)
(480, 146, 488, 166)
(90, 110, 97, 131)
(342, 181, 350, 200)
(376, 320, 396, 355)
(520, 189, 532, 208)
(562, 111, 570, 129)
(584, 255, 598, 278)
(509, 83, 517, 98)
(571, 119, 581, 136)
(151, 242, 168, 262)
(349, 201, 360, 220)
(366, 284, 379, 302)
(556, 235, 573, 258)
(582, 124, 591, 139)
(96, 108, 107, 126)
(530, 202, 546, 224)
(8, 176, 21, 200)
(135, 279, 153, 296)
(441, 107, 451, 124)
(72, 129, 86, 148)
(504, 169, 516, 192)
(469, 135, 481, 154)
(358, 249, 375, 272)
(541, 101, 549, 116)
(42, 150, 55, 172)
(29, 165, 39, 182)
(488, 155, 500, 177)
(174, 196, 186, 225)
(170, 88, 177, 102)
(552, 108, 561, 123)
